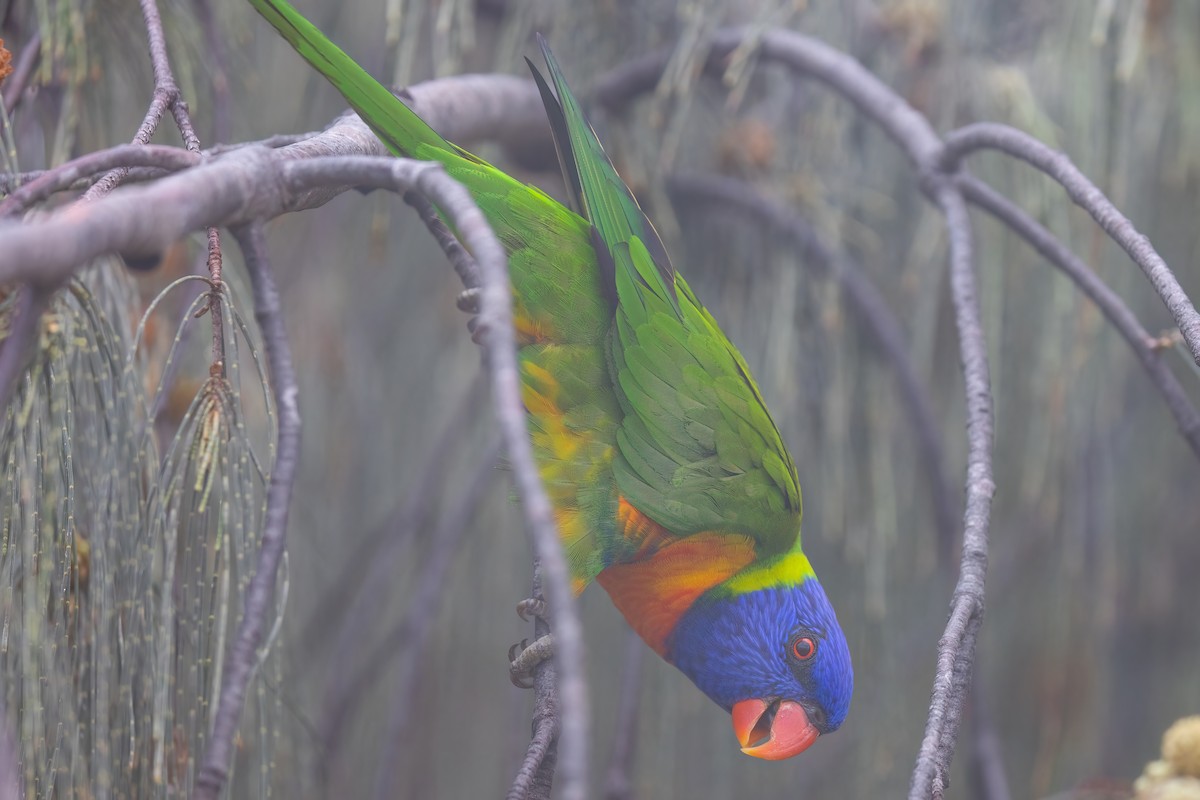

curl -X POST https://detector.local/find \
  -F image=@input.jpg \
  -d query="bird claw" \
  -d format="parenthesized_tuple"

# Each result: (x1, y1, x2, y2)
(456, 287, 480, 314)
(509, 633, 555, 689)
(467, 315, 486, 345)
(516, 597, 548, 622)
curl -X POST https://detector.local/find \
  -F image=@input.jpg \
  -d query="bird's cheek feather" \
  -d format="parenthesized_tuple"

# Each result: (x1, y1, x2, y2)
(732, 698, 820, 760)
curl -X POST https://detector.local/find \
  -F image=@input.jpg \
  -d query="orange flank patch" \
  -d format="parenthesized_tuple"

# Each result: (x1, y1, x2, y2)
(597, 532, 758, 658)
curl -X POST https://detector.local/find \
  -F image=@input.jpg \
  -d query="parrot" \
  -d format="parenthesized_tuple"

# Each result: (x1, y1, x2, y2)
(249, 0, 853, 760)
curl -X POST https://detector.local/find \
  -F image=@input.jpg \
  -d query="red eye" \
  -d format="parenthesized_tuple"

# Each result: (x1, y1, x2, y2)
(792, 636, 816, 661)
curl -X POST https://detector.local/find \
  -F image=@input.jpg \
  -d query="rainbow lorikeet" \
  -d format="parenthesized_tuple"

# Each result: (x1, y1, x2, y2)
(250, 0, 853, 759)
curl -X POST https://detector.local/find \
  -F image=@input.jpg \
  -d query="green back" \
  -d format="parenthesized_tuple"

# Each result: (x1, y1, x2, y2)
(527, 41, 804, 554)
(250, 0, 806, 586)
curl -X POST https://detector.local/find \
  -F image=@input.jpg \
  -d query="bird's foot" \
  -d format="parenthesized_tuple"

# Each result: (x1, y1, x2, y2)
(516, 596, 548, 622)
(509, 634, 556, 689)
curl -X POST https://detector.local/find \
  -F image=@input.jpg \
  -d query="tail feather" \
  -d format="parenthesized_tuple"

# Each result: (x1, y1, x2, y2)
(528, 35, 680, 315)
(249, 0, 450, 159)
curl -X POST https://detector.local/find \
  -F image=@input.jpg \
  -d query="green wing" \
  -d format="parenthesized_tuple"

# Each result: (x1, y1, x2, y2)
(612, 253, 803, 552)
(250, 0, 625, 585)
(531, 45, 804, 555)
(530, 36, 679, 316)
(251, 0, 805, 571)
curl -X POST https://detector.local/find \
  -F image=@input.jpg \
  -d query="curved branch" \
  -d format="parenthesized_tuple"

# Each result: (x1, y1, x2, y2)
(940, 123, 1200, 367)
(404, 191, 481, 290)
(956, 174, 1200, 459)
(274, 158, 590, 800)
(0, 144, 199, 218)
(430, 167, 590, 800)
(0, 70, 577, 797)
(508, 689, 558, 800)
(594, 29, 944, 167)
(86, 0, 199, 198)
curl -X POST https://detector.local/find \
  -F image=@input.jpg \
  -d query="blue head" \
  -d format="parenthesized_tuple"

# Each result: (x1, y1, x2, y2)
(667, 576, 853, 759)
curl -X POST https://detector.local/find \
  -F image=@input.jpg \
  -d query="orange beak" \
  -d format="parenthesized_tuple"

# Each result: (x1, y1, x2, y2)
(731, 698, 820, 760)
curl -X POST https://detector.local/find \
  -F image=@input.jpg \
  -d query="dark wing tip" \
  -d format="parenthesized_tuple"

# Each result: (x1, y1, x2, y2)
(526, 49, 585, 216)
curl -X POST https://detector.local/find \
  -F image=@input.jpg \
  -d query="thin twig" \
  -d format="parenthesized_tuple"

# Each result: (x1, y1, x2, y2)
(603, 629, 645, 800)
(204, 227, 226, 375)
(667, 172, 959, 560)
(370, 440, 501, 800)
(0, 144, 198, 217)
(911, 182, 994, 800)
(2, 32, 42, 114)
(86, 0, 195, 199)
(939, 123, 1200, 368)
(956, 174, 1200, 459)
(142, 0, 232, 375)
(404, 191, 481, 289)
(194, 222, 302, 799)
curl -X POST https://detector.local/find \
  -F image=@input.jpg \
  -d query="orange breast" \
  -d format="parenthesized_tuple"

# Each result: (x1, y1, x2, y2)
(597, 503, 758, 657)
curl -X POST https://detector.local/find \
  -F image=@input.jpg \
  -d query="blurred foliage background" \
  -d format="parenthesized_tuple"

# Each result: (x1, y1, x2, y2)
(1, 0, 1198, 798)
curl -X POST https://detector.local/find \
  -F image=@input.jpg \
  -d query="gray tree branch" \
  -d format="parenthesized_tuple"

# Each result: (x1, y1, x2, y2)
(0, 144, 199, 218)
(940, 123, 1200, 368)
(86, 0, 198, 199)
(2, 24, 1194, 798)
(956, 174, 1200, 459)
(0, 71, 582, 797)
